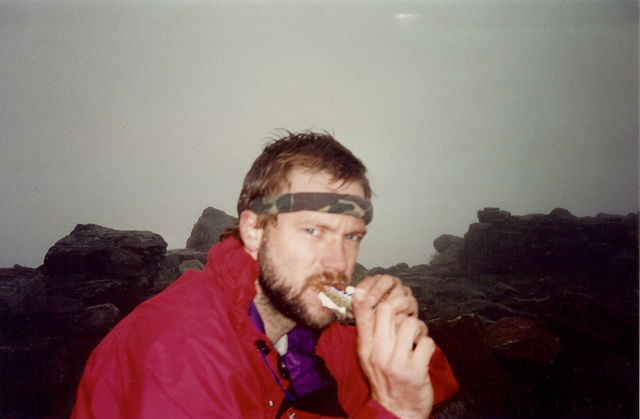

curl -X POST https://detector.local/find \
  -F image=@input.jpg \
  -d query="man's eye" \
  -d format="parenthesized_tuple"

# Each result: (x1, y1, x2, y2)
(345, 234, 362, 243)
(305, 228, 318, 236)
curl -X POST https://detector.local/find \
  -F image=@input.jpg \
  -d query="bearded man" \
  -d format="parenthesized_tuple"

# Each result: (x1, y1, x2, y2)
(72, 131, 458, 419)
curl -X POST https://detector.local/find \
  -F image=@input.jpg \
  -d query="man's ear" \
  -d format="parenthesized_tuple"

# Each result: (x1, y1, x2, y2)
(239, 210, 264, 259)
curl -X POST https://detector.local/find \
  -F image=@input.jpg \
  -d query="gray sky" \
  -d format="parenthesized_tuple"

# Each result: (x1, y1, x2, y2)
(1, 0, 638, 270)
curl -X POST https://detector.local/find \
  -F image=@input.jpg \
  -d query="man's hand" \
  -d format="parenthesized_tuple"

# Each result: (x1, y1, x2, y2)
(353, 275, 435, 419)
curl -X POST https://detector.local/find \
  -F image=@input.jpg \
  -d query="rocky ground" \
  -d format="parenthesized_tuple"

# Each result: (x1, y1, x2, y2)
(1, 207, 637, 418)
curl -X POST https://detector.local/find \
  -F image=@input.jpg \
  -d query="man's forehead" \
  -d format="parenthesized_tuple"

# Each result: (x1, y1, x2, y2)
(285, 168, 365, 198)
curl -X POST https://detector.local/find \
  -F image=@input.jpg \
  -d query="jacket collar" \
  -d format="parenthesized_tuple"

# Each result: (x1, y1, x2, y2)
(204, 237, 260, 307)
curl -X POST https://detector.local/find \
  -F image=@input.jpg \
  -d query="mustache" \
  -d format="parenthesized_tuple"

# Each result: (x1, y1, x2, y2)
(305, 271, 350, 290)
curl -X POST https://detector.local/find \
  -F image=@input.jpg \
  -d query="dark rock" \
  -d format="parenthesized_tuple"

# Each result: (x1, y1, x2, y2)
(178, 259, 204, 273)
(429, 314, 506, 418)
(464, 208, 638, 275)
(433, 399, 469, 419)
(429, 244, 463, 272)
(351, 263, 370, 285)
(486, 317, 566, 418)
(487, 317, 563, 368)
(0, 267, 47, 315)
(30, 297, 87, 338)
(186, 207, 237, 253)
(490, 281, 519, 296)
(43, 224, 167, 285)
(538, 291, 625, 343)
(430, 298, 529, 323)
(154, 255, 183, 292)
(107, 247, 144, 279)
(564, 339, 638, 418)
(40, 296, 86, 315)
(416, 276, 490, 321)
(368, 263, 412, 277)
(165, 248, 208, 266)
(0, 339, 70, 417)
(76, 304, 120, 337)
(548, 207, 577, 220)
(477, 207, 511, 224)
(433, 234, 465, 253)
(48, 279, 129, 309)
(504, 297, 549, 315)
(154, 248, 209, 292)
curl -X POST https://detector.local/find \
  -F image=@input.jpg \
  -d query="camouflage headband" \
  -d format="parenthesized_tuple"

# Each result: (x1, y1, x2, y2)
(249, 193, 373, 225)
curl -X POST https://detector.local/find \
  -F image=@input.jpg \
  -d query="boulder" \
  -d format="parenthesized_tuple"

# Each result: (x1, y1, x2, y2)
(433, 234, 465, 253)
(429, 244, 463, 272)
(0, 267, 47, 315)
(76, 304, 120, 337)
(477, 207, 511, 224)
(43, 224, 167, 285)
(429, 314, 506, 418)
(186, 207, 237, 253)
(464, 208, 638, 275)
(31, 296, 87, 338)
(179, 259, 205, 273)
(486, 317, 563, 369)
(154, 248, 208, 292)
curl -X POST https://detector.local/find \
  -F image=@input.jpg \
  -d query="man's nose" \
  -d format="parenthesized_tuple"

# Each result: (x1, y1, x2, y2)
(321, 239, 349, 273)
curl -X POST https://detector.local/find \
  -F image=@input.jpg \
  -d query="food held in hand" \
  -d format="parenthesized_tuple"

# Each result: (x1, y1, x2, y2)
(317, 285, 354, 320)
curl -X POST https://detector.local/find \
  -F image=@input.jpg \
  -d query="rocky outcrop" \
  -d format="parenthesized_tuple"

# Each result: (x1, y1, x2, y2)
(464, 207, 638, 275)
(44, 224, 168, 288)
(185, 207, 237, 253)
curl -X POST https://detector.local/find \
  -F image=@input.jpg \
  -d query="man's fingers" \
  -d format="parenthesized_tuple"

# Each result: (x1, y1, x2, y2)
(353, 287, 376, 354)
(357, 275, 418, 317)
(357, 275, 399, 302)
(395, 315, 428, 354)
(412, 335, 436, 373)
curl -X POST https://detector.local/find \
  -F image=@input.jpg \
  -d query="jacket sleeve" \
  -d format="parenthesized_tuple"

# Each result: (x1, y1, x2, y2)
(430, 344, 459, 409)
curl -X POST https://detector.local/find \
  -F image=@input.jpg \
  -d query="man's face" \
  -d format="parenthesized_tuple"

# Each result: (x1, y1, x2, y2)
(256, 169, 367, 329)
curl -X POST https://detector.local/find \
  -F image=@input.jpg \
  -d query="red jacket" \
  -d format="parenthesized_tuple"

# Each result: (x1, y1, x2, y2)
(72, 238, 458, 418)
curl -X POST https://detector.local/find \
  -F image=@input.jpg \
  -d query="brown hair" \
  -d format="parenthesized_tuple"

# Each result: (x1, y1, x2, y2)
(222, 130, 372, 241)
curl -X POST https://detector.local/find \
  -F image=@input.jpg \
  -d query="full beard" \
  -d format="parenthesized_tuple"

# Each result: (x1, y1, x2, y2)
(257, 243, 349, 330)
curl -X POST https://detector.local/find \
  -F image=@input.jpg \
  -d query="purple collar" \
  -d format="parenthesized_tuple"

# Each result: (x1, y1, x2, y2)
(249, 302, 323, 396)
(248, 303, 346, 417)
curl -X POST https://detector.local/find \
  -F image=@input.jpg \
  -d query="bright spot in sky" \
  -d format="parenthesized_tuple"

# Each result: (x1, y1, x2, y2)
(395, 13, 420, 22)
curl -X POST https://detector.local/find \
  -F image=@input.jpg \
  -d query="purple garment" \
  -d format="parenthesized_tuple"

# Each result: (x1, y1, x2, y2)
(283, 326, 325, 396)
(249, 303, 347, 417)
(249, 303, 324, 397)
